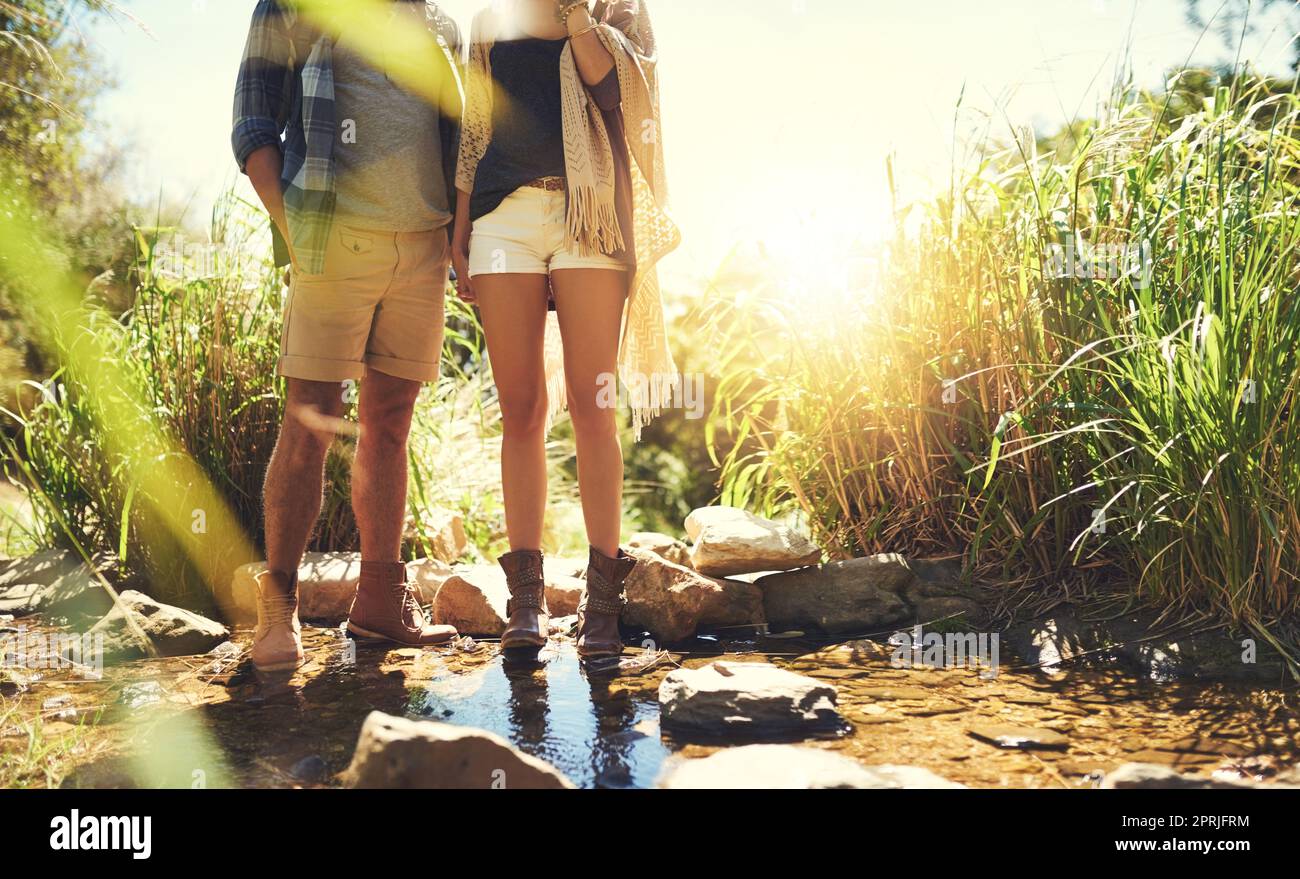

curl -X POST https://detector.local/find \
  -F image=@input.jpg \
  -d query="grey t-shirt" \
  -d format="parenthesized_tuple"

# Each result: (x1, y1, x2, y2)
(332, 3, 450, 231)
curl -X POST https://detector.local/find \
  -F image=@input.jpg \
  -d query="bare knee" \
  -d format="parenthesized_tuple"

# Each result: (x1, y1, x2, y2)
(278, 380, 346, 463)
(499, 387, 548, 439)
(359, 373, 421, 449)
(568, 393, 619, 443)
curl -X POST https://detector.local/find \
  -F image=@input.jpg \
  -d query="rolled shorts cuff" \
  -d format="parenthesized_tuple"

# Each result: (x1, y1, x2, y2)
(366, 354, 440, 384)
(278, 354, 366, 384)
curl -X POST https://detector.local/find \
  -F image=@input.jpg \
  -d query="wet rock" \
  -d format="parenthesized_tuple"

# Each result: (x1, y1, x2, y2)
(544, 574, 585, 617)
(431, 565, 589, 636)
(623, 549, 765, 643)
(88, 590, 230, 660)
(343, 711, 574, 789)
(855, 685, 934, 701)
(289, 755, 329, 784)
(903, 701, 965, 717)
(1100, 763, 1299, 790)
(659, 745, 964, 789)
(43, 694, 76, 719)
(118, 680, 165, 710)
(759, 555, 984, 636)
(627, 532, 691, 567)
(684, 506, 821, 576)
(0, 550, 117, 618)
(759, 555, 902, 635)
(658, 660, 841, 735)
(968, 724, 1069, 751)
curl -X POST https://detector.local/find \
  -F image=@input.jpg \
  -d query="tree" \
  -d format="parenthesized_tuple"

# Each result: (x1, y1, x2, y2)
(1185, 0, 1300, 73)
(1, 1, 129, 412)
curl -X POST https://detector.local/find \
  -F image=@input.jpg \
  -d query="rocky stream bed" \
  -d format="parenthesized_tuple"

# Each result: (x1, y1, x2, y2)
(2, 506, 1298, 789)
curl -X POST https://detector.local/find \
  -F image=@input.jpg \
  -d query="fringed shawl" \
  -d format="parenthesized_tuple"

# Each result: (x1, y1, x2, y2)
(455, 0, 680, 437)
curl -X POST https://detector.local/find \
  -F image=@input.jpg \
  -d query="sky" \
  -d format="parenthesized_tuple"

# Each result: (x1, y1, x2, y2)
(84, 0, 1298, 288)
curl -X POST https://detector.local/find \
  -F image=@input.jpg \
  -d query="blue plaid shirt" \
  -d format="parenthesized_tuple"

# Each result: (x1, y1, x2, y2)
(232, 0, 464, 273)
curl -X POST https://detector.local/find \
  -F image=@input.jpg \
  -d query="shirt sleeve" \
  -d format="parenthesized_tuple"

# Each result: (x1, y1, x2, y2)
(231, 0, 296, 173)
(588, 67, 622, 112)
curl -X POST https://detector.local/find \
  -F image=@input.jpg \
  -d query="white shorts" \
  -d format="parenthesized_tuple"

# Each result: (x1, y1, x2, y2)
(468, 185, 628, 277)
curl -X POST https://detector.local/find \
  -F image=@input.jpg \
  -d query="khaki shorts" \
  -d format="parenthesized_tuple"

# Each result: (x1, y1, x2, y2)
(468, 185, 628, 277)
(280, 224, 450, 384)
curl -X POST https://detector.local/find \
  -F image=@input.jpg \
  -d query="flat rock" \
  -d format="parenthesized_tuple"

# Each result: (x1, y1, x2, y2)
(0, 549, 80, 591)
(1101, 763, 1299, 790)
(432, 564, 589, 636)
(968, 724, 1069, 751)
(343, 711, 574, 789)
(0, 550, 117, 618)
(658, 660, 841, 736)
(659, 745, 965, 789)
(759, 555, 983, 636)
(685, 506, 821, 576)
(758, 555, 912, 634)
(88, 590, 230, 661)
(624, 549, 765, 643)
(627, 532, 691, 567)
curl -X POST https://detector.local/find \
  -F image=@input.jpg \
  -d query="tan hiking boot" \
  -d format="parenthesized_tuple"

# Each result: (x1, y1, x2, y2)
(499, 549, 549, 650)
(577, 547, 636, 659)
(346, 561, 457, 646)
(252, 569, 304, 672)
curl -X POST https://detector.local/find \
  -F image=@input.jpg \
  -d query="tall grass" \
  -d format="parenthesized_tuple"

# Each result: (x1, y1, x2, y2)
(707, 72, 1300, 654)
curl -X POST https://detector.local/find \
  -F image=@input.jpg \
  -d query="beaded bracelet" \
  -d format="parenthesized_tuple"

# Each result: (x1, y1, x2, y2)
(556, 1, 587, 27)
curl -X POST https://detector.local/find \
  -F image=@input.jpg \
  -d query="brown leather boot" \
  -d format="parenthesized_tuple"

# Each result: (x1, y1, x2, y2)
(251, 569, 304, 672)
(346, 561, 457, 646)
(577, 547, 636, 658)
(499, 549, 549, 650)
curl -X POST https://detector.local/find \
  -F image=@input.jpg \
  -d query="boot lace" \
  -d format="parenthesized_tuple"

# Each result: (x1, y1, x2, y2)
(399, 584, 428, 627)
(263, 593, 296, 626)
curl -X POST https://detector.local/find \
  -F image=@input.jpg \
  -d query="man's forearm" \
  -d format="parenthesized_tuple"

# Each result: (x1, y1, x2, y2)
(245, 145, 290, 248)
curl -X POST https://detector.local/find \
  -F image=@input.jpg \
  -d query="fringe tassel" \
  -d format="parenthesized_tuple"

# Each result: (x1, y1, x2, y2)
(623, 366, 679, 442)
(567, 182, 626, 257)
(542, 312, 569, 434)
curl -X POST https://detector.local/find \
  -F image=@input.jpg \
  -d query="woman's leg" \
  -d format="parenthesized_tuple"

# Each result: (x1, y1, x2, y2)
(550, 268, 629, 557)
(474, 273, 551, 551)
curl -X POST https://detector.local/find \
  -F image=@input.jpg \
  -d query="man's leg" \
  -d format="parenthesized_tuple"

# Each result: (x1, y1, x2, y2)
(353, 369, 421, 562)
(264, 378, 348, 574)
(345, 368, 457, 644)
(254, 378, 346, 671)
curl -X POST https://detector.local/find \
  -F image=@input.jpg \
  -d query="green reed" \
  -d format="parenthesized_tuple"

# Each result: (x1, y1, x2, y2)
(708, 75, 1300, 656)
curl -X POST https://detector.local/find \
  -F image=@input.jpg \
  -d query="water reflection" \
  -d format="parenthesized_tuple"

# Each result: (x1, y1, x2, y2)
(408, 640, 670, 788)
